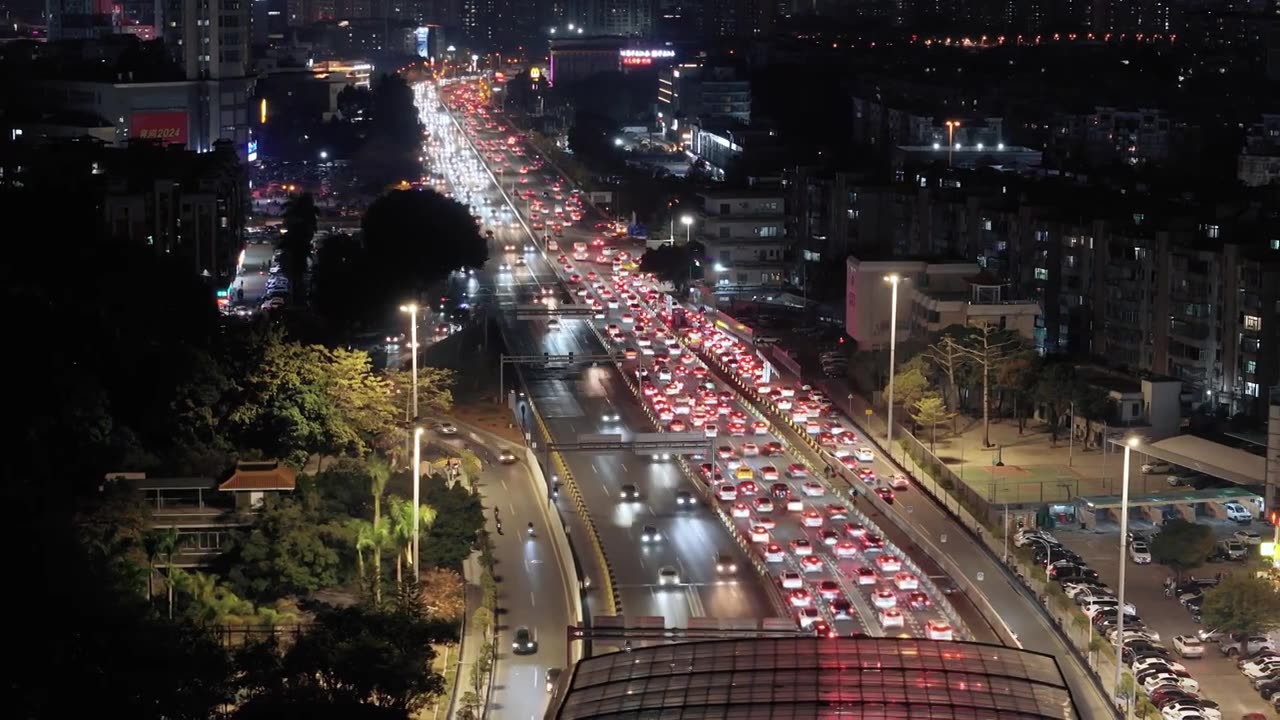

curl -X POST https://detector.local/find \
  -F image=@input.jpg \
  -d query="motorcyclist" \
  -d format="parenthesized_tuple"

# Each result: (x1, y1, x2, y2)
(527, 522, 535, 535)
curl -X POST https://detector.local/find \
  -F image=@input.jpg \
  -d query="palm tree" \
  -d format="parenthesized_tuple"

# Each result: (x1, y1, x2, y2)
(142, 530, 165, 601)
(388, 495, 438, 587)
(347, 518, 377, 587)
(152, 527, 181, 619)
(367, 455, 391, 603)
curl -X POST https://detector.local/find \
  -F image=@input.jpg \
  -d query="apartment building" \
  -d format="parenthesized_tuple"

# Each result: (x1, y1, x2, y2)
(811, 165, 1280, 419)
(695, 189, 787, 288)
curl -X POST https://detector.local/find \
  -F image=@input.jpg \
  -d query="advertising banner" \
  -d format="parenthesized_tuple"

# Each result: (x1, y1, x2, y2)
(130, 111, 189, 146)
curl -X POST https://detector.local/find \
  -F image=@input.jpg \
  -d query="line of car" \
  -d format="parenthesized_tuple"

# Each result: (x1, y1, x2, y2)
(1017, 527, 1244, 720)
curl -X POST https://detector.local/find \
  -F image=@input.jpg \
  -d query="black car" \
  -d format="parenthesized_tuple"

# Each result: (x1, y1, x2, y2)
(1258, 677, 1280, 701)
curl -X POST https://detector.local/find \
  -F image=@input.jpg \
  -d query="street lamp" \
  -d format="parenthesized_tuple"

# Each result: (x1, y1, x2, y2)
(399, 303, 419, 420)
(412, 426, 424, 580)
(945, 120, 961, 166)
(319, 150, 329, 161)
(1114, 435, 1141, 701)
(681, 215, 693, 245)
(884, 274, 903, 452)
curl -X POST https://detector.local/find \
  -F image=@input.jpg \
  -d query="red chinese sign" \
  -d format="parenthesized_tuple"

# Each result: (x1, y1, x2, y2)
(130, 111, 189, 145)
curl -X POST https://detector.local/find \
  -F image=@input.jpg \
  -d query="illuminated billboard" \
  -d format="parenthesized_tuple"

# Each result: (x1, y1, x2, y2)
(130, 111, 189, 145)
(619, 48, 676, 67)
(415, 27, 430, 58)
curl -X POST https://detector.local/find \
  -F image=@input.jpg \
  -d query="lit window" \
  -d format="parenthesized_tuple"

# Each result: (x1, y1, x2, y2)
(1245, 382, 1260, 397)
(1243, 315, 1261, 331)
(1034, 268, 1049, 280)
(1245, 360, 1257, 374)
(1206, 224, 1220, 239)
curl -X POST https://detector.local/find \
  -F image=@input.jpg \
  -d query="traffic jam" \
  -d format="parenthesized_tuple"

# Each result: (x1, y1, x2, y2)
(437, 78, 961, 642)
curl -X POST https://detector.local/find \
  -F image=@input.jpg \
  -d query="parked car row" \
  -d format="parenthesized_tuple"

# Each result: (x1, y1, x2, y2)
(1014, 528, 1226, 719)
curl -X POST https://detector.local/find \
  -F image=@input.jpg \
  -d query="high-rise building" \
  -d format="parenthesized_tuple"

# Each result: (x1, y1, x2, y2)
(46, 0, 115, 39)
(161, 0, 252, 79)
(706, 0, 773, 38)
(567, 0, 652, 36)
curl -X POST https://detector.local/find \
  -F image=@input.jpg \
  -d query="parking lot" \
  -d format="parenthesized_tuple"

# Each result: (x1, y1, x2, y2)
(1054, 524, 1276, 717)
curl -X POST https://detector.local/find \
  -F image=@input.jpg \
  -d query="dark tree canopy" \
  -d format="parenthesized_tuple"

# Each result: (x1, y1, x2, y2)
(639, 241, 704, 295)
(417, 474, 486, 570)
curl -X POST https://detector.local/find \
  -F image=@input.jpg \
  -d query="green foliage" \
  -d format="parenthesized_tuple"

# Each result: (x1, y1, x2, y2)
(383, 366, 457, 419)
(1148, 519, 1217, 577)
(910, 395, 952, 449)
(885, 366, 934, 410)
(418, 475, 486, 570)
(638, 242, 704, 295)
(235, 604, 446, 716)
(312, 457, 378, 519)
(281, 193, 318, 302)
(1032, 362, 1078, 442)
(219, 494, 347, 602)
(226, 330, 398, 465)
(1200, 573, 1280, 636)
(312, 189, 487, 340)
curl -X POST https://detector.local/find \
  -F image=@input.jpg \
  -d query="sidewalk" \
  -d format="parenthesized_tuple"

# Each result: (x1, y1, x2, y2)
(816, 375, 1155, 506)
(446, 551, 491, 720)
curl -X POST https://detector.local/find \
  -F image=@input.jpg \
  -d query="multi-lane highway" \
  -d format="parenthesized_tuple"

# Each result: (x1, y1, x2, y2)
(417, 82, 574, 720)
(434, 79, 961, 640)
(425, 75, 1116, 717)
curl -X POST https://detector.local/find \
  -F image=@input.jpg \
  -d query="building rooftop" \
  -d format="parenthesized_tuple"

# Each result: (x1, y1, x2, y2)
(549, 638, 1076, 719)
(219, 461, 298, 492)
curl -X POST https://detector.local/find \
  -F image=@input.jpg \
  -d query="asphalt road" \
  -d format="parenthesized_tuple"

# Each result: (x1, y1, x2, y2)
(417, 83, 571, 720)
(438, 82, 951, 638)
(436, 425, 571, 720)
(429, 84, 780, 629)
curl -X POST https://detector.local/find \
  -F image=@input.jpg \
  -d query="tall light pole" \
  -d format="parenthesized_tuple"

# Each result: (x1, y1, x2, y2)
(945, 120, 961, 167)
(1114, 436, 1140, 700)
(412, 426, 424, 580)
(681, 215, 693, 245)
(399, 303, 419, 420)
(884, 274, 903, 453)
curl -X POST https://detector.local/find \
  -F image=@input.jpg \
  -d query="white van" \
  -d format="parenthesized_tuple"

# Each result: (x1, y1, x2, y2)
(1223, 501, 1253, 523)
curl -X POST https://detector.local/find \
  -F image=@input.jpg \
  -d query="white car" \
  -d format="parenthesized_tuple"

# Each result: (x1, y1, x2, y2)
(875, 555, 902, 573)
(1128, 541, 1152, 564)
(853, 447, 875, 462)
(780, 571, 803, 589)
(1240, 658, 1280, 679)
(1233, 529, 1263, 545)
(1142, 673, 1199, 694)
(925, 620, 954, 641)
(436, 422, 459, 435)
(1141, 462, 1172, 474)
(1172, 635, 1204, 658)
(893, 572, 919, 591)
(800, 482, 825, 497)
(1162, 702, 1221, 720)
(878, 608, 904, 628)
(872, 588, 897, 608)
(1133, 657, 1187, 675)
(640, 525, 662, 542)
(889, 474, 910, 489)
(657, 566, 680, 585)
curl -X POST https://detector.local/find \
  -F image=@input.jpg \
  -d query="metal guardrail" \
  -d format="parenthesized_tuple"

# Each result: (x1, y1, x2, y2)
(525, 398, 619, 616)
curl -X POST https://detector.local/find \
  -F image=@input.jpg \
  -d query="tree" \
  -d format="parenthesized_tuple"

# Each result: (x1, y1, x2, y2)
(383, 366, 457, 422)
(358, 190, 488, 316)
(954, 322, 1022, 447)
(227, 331, 398, 466)
(236, 604, 446, 716)
(281, 193, 319, 303)
(388, 494, 438, 587)
(910, 395, 953, 451)
(418, 474, 486, 570)
(996, 351, 1039, 433)
(638, 242, 703, 295)
(220, 494, 346, 602)
(1200, 573, 1280, 637)
(419, 566, 465, 622)
(924, 332, 968, 430)
(884, 366, 934, 413)
(1148, 519, 1217, 579)
(368, 455, 393, 604)
(337, 85, 373, 121)
(1033, 362, 1078, 444)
